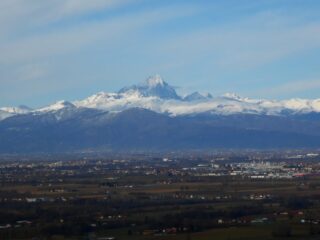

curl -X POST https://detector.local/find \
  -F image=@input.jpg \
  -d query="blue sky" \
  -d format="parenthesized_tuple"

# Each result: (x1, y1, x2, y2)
(1, 0, 320, 107)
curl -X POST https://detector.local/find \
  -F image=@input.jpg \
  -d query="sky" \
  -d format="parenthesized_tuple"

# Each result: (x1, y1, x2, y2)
(1, 0, 320, 108)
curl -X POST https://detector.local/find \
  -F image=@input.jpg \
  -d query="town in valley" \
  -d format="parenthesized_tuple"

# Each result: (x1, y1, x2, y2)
(1, 151, 320, 239)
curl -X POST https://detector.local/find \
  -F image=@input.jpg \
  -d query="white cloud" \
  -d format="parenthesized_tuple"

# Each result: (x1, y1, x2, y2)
(16, 64, 49, 82)
(0, 4, 200, 65)
(55, 0, 132, 17)
(1, 1, 320, 106)
(150, 11, 320, 70)
(0, 0, 135, 36)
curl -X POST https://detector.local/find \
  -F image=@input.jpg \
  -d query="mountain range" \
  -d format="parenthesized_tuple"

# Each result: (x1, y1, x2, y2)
(1, 75, 320, 153)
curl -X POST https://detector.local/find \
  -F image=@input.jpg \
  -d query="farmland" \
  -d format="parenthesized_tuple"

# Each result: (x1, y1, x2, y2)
(1, 152, 320, 239)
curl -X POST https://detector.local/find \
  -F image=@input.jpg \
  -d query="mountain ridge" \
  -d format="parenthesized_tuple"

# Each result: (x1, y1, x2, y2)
(1, 107, 320, 153)
(2, 75, 320, 121)
(1, 75, 320, 153)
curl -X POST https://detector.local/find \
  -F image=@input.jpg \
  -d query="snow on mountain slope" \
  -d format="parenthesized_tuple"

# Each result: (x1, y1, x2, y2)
(0, 105, 32, 120)
(74, 89, 320, 117)
(74, 80, 320, 116)
(72, 76, 320, 116)
(35, 100, 76, 113)
(0, 105, 31, 114)
(2, 75, 320, 121)
(281, 99, 320, 113)
(74, 91, 164, 113)
(0, 110, 14, 121)
(0, 101, 78, 121)
(251, 98, 320, 115)
(74, 76, 268, 116)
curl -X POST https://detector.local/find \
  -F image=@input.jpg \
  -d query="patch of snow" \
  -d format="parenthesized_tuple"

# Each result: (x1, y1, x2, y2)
(0, 105, 32, 120)
(35, 100, 75, 113)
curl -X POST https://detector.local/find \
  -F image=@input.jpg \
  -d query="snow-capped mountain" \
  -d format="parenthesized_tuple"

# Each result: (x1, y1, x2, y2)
(72, 75, 320, 117)
(74, 76, 320, 116)
(2, 75, 320, 120)
(2, 75, 320, 153)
